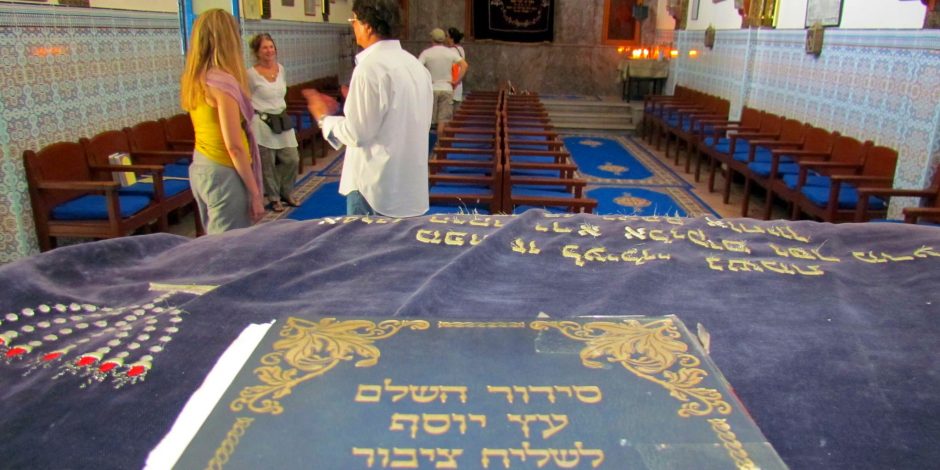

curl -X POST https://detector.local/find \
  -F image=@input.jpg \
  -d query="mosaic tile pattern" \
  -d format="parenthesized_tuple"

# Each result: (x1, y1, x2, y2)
(672, 28, 940, 218)
(241, 20, 354, 84)
(0, 4, 183, 262)
(0, 6, 351, 263)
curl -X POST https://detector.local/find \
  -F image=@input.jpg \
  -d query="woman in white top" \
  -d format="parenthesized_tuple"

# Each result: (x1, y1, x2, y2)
(248, 33, 299, 212)
(447, 27, 466, 103)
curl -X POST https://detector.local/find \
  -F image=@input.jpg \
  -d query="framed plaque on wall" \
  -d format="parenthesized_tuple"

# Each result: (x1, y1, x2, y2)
(805, 0, 843, 27)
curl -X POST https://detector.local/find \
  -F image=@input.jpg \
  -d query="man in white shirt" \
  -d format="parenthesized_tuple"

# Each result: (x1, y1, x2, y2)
(418, 28, 468, 136)
(303, 0, 433, 217)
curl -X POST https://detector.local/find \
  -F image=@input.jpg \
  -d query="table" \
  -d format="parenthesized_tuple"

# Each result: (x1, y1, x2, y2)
(618, 59, 669, 101)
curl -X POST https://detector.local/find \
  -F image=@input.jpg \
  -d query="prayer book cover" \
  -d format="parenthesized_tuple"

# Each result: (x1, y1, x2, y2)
(174, 315, 787, 469)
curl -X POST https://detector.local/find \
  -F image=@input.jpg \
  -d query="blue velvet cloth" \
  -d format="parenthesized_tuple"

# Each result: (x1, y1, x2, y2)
(1, 212, 939, 469)
(51, 194, 152, 220)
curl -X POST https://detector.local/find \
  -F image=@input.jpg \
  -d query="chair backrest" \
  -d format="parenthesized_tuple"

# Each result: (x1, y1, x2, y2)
(758, 112, 784, 134)
(81, 130, 132, 179)
(861, 145, 898, 179)
(802, 126, 838, 153)
(163, 113, 195, 142)
(778, 119, 805, 142)
(23, 142, 93, 209)
(739, 106, 763, 127)
(829, 136, 868, 165)
(125, 120, 168, 152)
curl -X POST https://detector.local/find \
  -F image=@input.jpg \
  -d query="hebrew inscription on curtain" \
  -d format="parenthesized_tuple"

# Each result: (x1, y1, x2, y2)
(472, 0, 555, 43)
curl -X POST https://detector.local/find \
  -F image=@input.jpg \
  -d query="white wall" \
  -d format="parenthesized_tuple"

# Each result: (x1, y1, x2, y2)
(840, 0, 925, 29)
(656, 0, 676, 30)
(686, 0, 743, 30)
(688, 0, 927, 30)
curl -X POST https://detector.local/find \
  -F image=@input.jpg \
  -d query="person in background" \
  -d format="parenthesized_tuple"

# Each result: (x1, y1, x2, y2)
(303, 0, 432, 217)
(446, 27, 466, 105)
(248, 33, 300, 213)
(418, 27, 467, 136)
(180, 9, 264, 234)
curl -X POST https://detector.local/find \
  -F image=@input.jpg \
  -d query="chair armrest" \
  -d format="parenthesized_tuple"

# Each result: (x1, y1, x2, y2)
(828, 175, 893, 185)
(903, 207, 940, 224)
(37, 180, 120, 191)
(89, 164, 165, 175)
(799, 161, 862, 172)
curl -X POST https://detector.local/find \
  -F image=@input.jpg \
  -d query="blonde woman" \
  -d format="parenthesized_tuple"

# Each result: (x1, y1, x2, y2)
(180, 9, 264, 234)
(248, 33, 299, 212)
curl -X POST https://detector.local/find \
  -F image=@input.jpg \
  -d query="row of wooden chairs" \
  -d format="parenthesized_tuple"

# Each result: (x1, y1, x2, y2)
(23, 115, 203, 251)
(428, 91, 596, 214)
(641, 86, 939, 224)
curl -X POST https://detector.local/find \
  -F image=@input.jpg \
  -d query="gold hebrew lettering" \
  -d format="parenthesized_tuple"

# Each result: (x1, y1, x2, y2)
(512, 385, 531, 404)
(540, 414, 570, 439)
(623, 226, 648, 240)
(562, 245, 585, 267)
(469, 413, 487, 430)
(553, 386, 573, 399)
(548, 448, 581, 468)
(429, 215, 450, 224)
(421, 414, 452, 436)
(444, 231, 467, 246)
(728, 259, 764, 272)
(352, 447, 376, 467)
(721, 240, 750, 254)
(705, 256, 725, 271)
(760, 261, 797, 275)
(670, 228, 687, 240)
(535, 223, 549, 232)
(572, 385, 602, 404)
(439, 386, 469, 404)
(481, 449, 510, 469)
(792, 264, 824, 276)
(390, 448, 418, 469)
(914, 246, 940, 258)
(583, 247, 610, 263)
(578, 224, 602, 237)
(507, 414, 534, 439)
(416, 229, 443, 244)
(881, 252, 915, 262)
(409, 385, 441, 403)
(469, 234, 486, 246)
(649, 229, 671, 243)
(528, 386, 556, 403)
(487, 385, 514, 404)
(377, 448, 391, 467)
(512, 238, 528, 254)
(521, 441, 551, 467)
(355, 384, 382, 403)
(811, 247, 840, 262)
(552, 222, 573, 233)
(434, 449, 463, 469)
(574, 441, 605, 468)
(385, 378, 409, 402)
(389, 413, 420, 439)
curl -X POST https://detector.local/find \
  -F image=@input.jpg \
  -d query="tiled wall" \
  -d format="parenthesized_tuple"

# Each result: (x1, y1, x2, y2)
(0, 5, 350, 263)
(672, 28, 940, 217)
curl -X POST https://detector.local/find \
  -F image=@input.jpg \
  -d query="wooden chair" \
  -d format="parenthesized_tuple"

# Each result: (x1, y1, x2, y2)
(770, 135, 871, 219)
(82, 130, 201, 237)
(739, 125, 838, 219)
(855, 164, 940, 223)
(738, 119, 806, 216)
(698, 106, 765, 190)
(714, 111, 785, 205)
(23, 142, 166, 251)
(793, 144, 897, 222)
(161, 113, 195, 150)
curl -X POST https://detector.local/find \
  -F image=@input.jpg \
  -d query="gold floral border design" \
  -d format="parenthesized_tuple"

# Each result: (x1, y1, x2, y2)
(708, 418, 758, 470)
(206, 417, 254, 470)
(230, 317, 430, 415)
(530, 318, 732, 417)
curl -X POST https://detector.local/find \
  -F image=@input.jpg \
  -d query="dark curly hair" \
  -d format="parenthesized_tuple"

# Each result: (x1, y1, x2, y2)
(248, 33, 276, 61)
(352, 0, 402, 39)
(447, 27, 463, 44)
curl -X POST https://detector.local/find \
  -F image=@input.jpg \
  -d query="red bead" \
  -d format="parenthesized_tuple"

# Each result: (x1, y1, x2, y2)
(99, 362, 118, 373)
(42, 352, 62, 361)
(5, 347, 26, 357)
(127, 365, 146, 377)
(76, 356, 97, 366)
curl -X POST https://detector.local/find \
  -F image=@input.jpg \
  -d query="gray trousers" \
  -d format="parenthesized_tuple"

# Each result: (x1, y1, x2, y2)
(189, 152, 251, 234)
(259, 145, 299, 203)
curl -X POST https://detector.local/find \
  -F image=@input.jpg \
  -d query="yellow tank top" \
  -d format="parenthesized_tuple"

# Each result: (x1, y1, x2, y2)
(190, 103, 249, 167)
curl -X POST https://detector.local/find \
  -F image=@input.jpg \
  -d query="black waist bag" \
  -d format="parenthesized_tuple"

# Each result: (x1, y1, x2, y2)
(259, 111, 294, 134)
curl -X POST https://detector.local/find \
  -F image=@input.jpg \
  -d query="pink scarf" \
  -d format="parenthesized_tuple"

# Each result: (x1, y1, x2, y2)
(206, 69, 263, 194)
